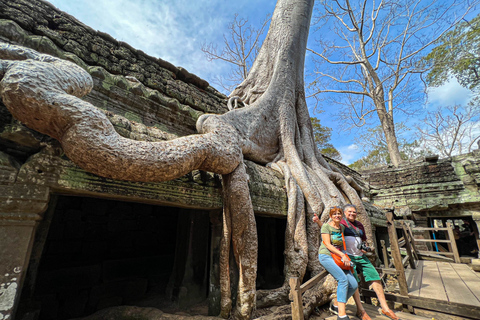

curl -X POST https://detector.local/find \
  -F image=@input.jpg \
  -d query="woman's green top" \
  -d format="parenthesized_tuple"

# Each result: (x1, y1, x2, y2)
(318, 223, 345, 256)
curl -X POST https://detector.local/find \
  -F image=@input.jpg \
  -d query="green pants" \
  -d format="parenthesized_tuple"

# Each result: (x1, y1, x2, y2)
(349, 254, 381, 283)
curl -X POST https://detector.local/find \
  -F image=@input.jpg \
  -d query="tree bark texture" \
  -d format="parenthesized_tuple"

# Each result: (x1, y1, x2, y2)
(0, 0, 374, 318)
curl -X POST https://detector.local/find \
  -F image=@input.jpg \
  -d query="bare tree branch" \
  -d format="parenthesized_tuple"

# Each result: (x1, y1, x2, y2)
(201, 13, 271, 93)
(415, 103, 480, 157)
(308, 0, 478, 166)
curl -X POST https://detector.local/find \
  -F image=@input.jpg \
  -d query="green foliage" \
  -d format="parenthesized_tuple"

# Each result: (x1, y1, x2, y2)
(348, 126, 428, 171)
(310, 117, 341, 161)
(321, 146, 342, 161)
(424, 14, 480, 91)
(348, 149, 388, 171)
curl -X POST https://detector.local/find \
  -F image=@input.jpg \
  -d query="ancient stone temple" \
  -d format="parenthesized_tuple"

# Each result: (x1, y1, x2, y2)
(3, 1, 480, 320)
(363, 153, 480, 257)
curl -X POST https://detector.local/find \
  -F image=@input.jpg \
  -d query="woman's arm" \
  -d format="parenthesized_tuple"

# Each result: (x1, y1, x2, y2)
(321, 233, 351, 267)
(312, 213, 323, 228)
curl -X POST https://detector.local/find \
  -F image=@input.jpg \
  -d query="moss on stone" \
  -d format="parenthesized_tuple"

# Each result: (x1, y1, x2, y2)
(124, 112, 142, 124)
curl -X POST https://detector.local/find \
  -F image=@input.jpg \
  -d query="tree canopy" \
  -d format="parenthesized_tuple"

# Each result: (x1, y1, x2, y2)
(308, 0, 476, 167)
(201, 14, 270, 93)
(348, 125, 427, 171)
(415, 102, 480, 157)
(423, 13, 480, 92)
(311, 117, 341, 160)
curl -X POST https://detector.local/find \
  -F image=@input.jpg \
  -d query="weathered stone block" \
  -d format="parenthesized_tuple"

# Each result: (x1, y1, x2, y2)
(471, 259, 480, 272)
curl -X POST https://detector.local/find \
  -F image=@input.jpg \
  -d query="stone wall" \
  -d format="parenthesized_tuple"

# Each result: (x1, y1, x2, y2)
(363, 152, 480, 254)
(0, 0, 225, 115)
(363, 151, 480, 212)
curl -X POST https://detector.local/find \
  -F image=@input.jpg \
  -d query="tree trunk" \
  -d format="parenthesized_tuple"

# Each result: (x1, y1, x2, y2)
(374, 98, 402, 167)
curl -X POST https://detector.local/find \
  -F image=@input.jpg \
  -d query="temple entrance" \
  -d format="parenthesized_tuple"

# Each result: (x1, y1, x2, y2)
(17, 196, 211, 320)
(256, 216, 286, 290)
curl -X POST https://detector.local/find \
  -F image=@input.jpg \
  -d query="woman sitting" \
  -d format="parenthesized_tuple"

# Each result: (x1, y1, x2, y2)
(313, 206, 370, 320)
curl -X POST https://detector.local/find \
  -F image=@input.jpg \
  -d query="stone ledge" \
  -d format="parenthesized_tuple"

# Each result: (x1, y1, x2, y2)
(471, 259, 480, 272)
(1, 147, 288, 217)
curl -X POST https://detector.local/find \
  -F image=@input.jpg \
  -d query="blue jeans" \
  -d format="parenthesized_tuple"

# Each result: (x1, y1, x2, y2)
(319, 254, 358, 303)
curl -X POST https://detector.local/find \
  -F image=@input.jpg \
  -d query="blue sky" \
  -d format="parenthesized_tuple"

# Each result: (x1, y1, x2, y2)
(47, 0, 477, 165)
(47, 0, 276, 84)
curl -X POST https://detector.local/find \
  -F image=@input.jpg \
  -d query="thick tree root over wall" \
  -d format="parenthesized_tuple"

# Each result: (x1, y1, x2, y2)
(0, 0, 373, 318)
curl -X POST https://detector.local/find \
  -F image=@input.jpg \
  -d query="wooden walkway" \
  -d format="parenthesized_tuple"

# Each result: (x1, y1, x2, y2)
(324, 303, 429, 320)
(404, 260, 480, 318)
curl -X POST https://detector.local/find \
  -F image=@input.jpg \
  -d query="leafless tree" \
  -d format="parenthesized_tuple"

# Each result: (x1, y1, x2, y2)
(415, 103, 480, 157)
(308, 0, 477, 166)
(201, 13, 270, 93)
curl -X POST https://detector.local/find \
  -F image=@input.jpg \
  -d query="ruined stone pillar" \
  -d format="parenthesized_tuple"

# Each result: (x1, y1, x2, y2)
(0, 183, 49, 319)
(208, 210, 223, 316)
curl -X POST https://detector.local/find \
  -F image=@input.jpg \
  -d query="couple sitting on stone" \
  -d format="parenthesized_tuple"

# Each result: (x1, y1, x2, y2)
(313, 204, 400, 320)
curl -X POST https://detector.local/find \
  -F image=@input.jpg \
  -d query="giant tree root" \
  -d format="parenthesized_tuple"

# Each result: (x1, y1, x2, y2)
(0, 42, 256, 319)
(220, 163, 257, 319)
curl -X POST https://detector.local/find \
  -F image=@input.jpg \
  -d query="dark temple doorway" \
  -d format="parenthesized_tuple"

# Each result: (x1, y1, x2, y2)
(18, 196, 211, 320)
(256, 216, 286, 290)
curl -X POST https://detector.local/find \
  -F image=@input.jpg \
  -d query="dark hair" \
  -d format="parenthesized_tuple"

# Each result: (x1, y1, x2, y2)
(329, 206, 343, 217)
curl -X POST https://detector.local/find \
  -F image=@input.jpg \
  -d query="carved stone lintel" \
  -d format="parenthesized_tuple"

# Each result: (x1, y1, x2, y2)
(0, 184, 49, 220)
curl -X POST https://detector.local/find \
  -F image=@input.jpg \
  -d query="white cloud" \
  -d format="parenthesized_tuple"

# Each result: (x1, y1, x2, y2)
(48, 0, 275, 86)
(427, 78, 472, 106)
(338, 144, 362, 165)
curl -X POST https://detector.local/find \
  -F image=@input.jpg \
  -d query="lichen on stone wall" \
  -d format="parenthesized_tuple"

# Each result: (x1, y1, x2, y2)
(365, 153, 480, 211)
(0, 267, 22, 318)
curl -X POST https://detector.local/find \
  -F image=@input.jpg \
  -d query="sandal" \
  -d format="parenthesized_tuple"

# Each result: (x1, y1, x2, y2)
(356, 310, 371, 320)
(381, 309, 400, 320)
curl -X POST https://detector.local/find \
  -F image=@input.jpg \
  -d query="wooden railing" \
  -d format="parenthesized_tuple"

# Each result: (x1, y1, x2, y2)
(385, 212, 409, 296)
(289, 270, 328, 320)
(409, 222, 460, 263)
(381, 213, 460, 270)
